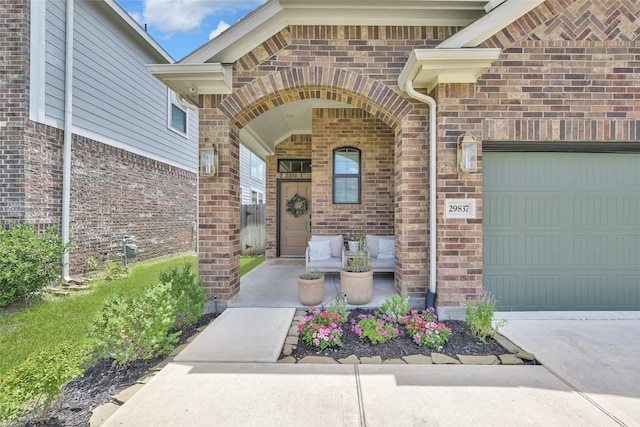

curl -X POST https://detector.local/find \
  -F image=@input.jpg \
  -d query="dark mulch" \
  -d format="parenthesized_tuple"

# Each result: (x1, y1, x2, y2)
(20, 313, 217, 427)
(287, 308, 523, 363)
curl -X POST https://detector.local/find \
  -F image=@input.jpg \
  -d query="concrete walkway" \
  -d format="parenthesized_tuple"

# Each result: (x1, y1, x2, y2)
(101, 309, 640, 427)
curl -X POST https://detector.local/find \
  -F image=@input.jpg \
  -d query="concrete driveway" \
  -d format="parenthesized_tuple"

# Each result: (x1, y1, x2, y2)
(497, 311, 640, 426)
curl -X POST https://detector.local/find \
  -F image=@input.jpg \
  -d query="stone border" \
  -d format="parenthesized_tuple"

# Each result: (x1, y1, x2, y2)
(278, 310, 538, 366)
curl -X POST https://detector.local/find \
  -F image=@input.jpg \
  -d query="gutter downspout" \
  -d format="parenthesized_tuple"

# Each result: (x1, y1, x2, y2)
(61, 0, 74, 281)
(404, 80, 437, 309)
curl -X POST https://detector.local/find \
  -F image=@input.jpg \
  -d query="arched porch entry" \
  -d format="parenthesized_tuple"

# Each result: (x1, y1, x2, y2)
(198, 67, 432, 305)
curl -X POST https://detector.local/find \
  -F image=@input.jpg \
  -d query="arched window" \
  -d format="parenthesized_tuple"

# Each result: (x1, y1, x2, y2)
(333, 147, 361, 204)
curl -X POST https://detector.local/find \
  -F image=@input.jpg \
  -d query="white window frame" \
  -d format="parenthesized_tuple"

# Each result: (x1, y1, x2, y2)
(251, 189, 265, 204)
(167, 89, 188, 137)
(250, 152, 265, 182)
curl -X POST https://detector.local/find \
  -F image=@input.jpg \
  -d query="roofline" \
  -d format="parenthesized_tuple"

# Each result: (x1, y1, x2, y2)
(103, 0, 174, 63)
(181, 0, 489, 64)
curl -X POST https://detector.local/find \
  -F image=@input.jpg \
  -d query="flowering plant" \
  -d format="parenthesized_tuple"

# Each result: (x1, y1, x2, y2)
(298, 306, 344, 350)
(351, 313, 400, 345)
(403, 308, 452, 349)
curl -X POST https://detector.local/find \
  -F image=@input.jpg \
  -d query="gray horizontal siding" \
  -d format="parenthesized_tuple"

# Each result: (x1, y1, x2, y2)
(42, 0, 197, 171)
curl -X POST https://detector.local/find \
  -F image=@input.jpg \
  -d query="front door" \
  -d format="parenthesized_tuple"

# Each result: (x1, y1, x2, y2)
(279, 181, 311, 256)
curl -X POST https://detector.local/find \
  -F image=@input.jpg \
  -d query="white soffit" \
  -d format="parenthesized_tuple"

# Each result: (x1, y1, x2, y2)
(145, 63, 233, 104)
(398, 48, 502, 92)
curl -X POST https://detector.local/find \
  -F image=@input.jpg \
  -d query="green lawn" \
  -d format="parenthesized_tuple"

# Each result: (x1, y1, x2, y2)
(0, 253, 265, 376)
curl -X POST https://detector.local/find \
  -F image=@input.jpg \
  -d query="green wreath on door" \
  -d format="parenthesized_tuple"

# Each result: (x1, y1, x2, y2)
(285, 193, 308, 217)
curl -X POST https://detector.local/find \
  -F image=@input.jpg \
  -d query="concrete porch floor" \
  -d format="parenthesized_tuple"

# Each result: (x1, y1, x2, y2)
(228, 258, 396, 309)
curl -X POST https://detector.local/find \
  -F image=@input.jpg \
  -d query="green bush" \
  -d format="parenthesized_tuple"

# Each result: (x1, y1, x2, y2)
(0, 342, 92, 425)
(465, 291, 506, 343)
(104, 260, 127, 281)
(90, 282, 181, 365)
(379, 292, 410, 322)
(0, 224, 68, 308)
(159, 263, 206, 328)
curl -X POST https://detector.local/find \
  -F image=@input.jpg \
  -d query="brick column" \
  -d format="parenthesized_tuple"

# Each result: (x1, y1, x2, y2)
(198, 96, 241, 303)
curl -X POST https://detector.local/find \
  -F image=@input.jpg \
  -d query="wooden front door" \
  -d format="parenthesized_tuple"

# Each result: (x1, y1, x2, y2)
(279, 181, 311, 256)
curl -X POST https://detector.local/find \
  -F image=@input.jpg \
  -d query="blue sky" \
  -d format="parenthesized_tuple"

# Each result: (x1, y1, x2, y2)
(116, 0, 266, 61)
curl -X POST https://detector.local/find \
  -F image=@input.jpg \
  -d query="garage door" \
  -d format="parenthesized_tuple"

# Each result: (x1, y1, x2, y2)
(483, 152, 640, 311)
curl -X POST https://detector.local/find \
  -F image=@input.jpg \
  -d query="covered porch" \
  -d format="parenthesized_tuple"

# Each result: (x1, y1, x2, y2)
(229, 258, 396, 309)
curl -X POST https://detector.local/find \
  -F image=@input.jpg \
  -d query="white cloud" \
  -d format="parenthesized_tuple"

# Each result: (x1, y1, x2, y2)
(142, 0, 264, 34)
(209, 21, 231, 39)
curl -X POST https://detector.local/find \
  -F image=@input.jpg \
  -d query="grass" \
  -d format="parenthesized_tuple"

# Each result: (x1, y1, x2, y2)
(0, 253, 265, 376)
(240, 255, 265, 276)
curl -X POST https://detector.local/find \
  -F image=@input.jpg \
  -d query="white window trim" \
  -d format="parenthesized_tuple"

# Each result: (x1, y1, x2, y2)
(250, 152, 265, 182)
(251, 188, 265, 204)
(167, 89, 189, 138)
(29, 0, 47, 124)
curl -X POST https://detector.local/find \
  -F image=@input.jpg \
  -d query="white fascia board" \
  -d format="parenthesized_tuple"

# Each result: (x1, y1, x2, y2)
(146, 63, 233, 103)
(102, 0, 174, 63)
(437, 0, 546, 48)
(181, 1, 286, 64)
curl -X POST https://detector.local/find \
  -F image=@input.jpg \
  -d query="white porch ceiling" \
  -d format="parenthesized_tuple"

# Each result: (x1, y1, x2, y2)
(240, 99, 353, 159)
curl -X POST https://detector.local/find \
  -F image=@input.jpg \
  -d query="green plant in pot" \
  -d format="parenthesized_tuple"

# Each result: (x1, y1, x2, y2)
(340, 241, 373, 305)
(346, 232, 364, 252)
(297, 270, 325, 306)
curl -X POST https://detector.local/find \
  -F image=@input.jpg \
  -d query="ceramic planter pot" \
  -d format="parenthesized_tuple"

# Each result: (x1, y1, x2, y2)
(340, 269, 373, 305)
(297, 276, 325, 306)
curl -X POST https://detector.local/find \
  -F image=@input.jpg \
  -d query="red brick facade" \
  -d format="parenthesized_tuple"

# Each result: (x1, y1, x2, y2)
(199, 0, 640, 312)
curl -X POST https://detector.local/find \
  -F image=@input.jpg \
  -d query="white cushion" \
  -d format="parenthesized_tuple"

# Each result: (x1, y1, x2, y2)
(308, 239, 332, 261)
(311, 235, 343, 258)
(366, 235, 394, 258)
(378, 238, 395, 259)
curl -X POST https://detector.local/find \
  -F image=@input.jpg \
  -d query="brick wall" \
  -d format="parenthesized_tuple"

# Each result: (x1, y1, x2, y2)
(0, 0, 30, 224)
(69, 136, 197, 274)
(310, 108, 394, 237)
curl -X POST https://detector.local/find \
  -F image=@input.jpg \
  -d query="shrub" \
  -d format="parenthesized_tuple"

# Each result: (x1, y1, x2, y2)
(0, 224, 68, 307)
(379, 293, 410, 322)
(403, 308, 452, 349)
(351, 313, 400, 345)
(465, 291, 506, 343)
(90, 282, 181, 365)
(0, 342, 92, 425)
(298, 306, 344, 350)
(328, 298, 349, 324)
(104, 260, 127, 281)
(159, 263, 206, 328)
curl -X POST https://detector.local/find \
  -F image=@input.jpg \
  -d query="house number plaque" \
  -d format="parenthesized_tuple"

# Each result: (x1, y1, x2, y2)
(445, 198, 476, 219)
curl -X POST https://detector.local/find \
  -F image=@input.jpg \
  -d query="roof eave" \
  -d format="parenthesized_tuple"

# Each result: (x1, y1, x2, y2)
(145, 63, 233, 104)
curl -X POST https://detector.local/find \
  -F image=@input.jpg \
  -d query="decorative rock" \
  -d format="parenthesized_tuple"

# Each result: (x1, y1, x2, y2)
(186, 333, 200, 343)
(293, 315, 306, 322)
(282, 344, 293, 356)
(382, 358, 406, 364)
(169, 343, 188, 357)
(402, 355, 432, 365)
(136, 373, 156, 384)
(113, 383, 145, 404)
(517, 350, 536, 361)
(285, 336, 299, 345)
(278, 356, 296, 363)
(295, 310, 307, 317)
(500, 354, 524, 365)
(457, 355, 499, 365)
(431, 353, 461, 364)
(360, 356, 382, 364)
(299, 356, 338, 364)
(493, 333, 522, 354)
(288, 325, 300, 335)
(338, 355, 360, 364)
(151, 358, 171, 371)
(89, 402, 120, 427)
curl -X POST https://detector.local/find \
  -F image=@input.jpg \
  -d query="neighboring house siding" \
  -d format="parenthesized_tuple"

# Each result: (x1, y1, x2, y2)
(239, 144, 265, 204)
(39, 0, 197, 171)
(0, 0, 198, 274)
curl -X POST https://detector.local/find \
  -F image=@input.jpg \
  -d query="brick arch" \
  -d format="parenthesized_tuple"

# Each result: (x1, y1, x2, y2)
(217, 67, 412, 130)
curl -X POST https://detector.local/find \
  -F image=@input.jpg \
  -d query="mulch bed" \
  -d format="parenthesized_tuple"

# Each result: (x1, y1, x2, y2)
(285, 308, 527, 363)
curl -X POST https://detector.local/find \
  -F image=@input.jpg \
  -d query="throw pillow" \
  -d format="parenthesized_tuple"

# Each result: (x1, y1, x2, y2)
(308, 239, 332, 261)
(378, 238, 395, 259)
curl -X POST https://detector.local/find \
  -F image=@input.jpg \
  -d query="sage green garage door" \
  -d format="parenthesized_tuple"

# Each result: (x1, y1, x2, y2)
(484, 152, 640, 311)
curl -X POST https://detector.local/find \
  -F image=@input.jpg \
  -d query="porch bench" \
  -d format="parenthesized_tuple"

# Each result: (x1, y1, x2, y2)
(365, 235, 395, 273)
(305, 234, 346, 272)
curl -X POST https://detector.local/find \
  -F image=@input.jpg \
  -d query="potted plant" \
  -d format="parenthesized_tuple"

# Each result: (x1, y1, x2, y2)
(346, 233, 363, 252)
(340, 243, 373, 305)
(297, 270, 325, 306)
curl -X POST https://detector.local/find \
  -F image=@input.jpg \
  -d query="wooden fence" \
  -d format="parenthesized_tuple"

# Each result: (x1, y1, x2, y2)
(240, 204, 265, 255)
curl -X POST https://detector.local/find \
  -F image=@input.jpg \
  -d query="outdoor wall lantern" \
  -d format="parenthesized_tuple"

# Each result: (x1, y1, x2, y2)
(457, 134, 478, 173)
(200, 144, 219, 177)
